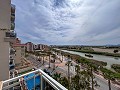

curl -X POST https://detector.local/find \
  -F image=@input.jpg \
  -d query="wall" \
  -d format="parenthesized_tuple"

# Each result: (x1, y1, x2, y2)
(0, 31, 10, 81)
(0, 0, 11, 29)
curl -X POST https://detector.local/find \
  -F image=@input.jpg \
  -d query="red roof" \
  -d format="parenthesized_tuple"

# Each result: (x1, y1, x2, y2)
(13, 44, 26, 47)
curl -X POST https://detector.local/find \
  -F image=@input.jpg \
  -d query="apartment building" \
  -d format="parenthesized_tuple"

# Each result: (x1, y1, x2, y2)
(26, 42, 34, 52)
(34, 44, 49, 51)
(0, 0, 16, 81)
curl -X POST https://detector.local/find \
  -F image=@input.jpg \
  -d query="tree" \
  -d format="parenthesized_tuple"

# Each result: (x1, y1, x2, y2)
(52, 54, 56, 70)
(47, 51, 52, 68)
(71, 65, 91, 90)
(40, 53, 46, 65)
(60, 77, 69, 89)
(66, 55, 72, 90)
(87, 62, 100, 90)
(35, 52, 40, 59)
(101, 68, 114, 90)
(61, 52, 64, 62)
(113, 50, 118, 53)
(52, 72, 62, 82)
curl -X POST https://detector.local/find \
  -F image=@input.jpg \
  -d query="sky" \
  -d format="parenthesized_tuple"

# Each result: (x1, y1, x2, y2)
(12, 0, 120, 45)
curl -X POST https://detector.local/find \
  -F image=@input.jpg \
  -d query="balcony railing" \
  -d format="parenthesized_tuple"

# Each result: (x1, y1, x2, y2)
(10, 49, 16, 55)
(2, 69, 68, 90)
(9, 65, 15, 70)
(5, 31, 16, 38)
(11, 22, 15, 30)
(11, 15, 15, 22)
(9, 59, 15, 70)
(11, 4, 15, 14)
(4, 31, 16, 43)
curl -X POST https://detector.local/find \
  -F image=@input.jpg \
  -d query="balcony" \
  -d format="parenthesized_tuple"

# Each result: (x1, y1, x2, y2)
(9, 59, 15, 71)
(11, 15, 15, 22)
(11, 4, 15, 14)
(11, 22, 15, 30)
(4, 31, 16, 43)
(10, 48, 16, 55)
(1, 69, 67, 90)
(9, 64, 15, 70)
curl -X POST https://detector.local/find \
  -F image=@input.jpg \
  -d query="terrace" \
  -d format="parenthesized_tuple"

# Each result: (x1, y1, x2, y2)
(1, 69, 67, 90)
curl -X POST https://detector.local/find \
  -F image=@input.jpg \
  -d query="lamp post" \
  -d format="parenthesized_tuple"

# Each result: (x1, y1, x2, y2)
(67, 55, 72, 90)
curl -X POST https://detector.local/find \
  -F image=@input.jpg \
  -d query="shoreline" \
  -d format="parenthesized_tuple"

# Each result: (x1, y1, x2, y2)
(63, 49, 120, 57)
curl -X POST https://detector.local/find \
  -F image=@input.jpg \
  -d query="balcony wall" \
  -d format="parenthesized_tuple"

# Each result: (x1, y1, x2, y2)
(11, 22, 15, 30)
(5, 31, 16, 37)
(11, 4, 15, 14)
(4, 31, 16, 43)
(11, 15, 15, 23)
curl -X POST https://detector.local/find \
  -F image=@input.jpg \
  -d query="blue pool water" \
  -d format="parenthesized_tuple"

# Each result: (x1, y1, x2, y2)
(24, 73, 41, 90)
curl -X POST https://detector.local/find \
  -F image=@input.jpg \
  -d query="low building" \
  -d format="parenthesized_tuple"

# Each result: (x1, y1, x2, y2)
(13, 43, 26, 65)
(34, 44, 49, 51)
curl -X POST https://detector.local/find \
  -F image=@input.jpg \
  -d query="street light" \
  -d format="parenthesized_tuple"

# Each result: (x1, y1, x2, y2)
(67, 55, 72, 90)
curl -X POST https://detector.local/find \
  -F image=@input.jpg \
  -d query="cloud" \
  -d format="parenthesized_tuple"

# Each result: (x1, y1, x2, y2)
(12, 0, 120, 45)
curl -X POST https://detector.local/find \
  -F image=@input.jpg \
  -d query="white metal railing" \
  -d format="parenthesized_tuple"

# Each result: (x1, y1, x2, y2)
(2, 69, 68, 90)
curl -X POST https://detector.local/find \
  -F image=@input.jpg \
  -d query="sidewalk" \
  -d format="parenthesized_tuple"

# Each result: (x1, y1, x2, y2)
(94, 72, 120, 89)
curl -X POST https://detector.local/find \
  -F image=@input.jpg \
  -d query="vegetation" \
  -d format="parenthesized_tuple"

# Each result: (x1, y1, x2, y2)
(52, 48, 120, 90)
(63, 49, 120, 57)
(101, 68, 120, 90)
(111, 64, 120, 73)
(71, 65, 91, 90)
(46, 51, 52, 68)
(113, 50, 119, 53)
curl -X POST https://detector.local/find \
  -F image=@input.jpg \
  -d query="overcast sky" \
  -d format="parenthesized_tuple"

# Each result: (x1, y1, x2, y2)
(12, 0, 120, 45)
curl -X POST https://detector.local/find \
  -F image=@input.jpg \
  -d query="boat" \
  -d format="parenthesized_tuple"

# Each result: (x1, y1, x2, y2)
(85, 54, 93, 58)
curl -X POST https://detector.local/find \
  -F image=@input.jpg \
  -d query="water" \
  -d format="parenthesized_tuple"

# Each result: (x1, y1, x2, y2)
(62, 50, 120, 69)
(24, 73, 41, 90)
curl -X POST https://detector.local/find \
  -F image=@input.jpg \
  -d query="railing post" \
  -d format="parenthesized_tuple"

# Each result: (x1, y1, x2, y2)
(34, 75, 35, 90)
(41, 75, 43, 90)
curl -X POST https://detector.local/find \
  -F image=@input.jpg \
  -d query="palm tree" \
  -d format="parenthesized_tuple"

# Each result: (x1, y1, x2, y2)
(75, 65, 80, 75)
(52, 72, 62, 81)
(86, 63, 96, 90)
(40, 53, 46, 65)
(35, 52, 40, 59)
(47, 51, 52, 68)
(101, 68, 114, 90)
(52, 54, 56, 70)
(66, 55, 72, 90)
(60, 77, 69, 89)
(90, 67, 94, 90)
(71, 65, 91, 90)
(61, 52, 64, 62)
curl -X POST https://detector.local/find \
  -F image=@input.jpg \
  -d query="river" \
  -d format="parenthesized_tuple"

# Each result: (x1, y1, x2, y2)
(61, 50, 120, 69)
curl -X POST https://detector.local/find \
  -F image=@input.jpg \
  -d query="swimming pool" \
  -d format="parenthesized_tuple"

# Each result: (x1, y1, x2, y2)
(24, 73, 41, 90)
